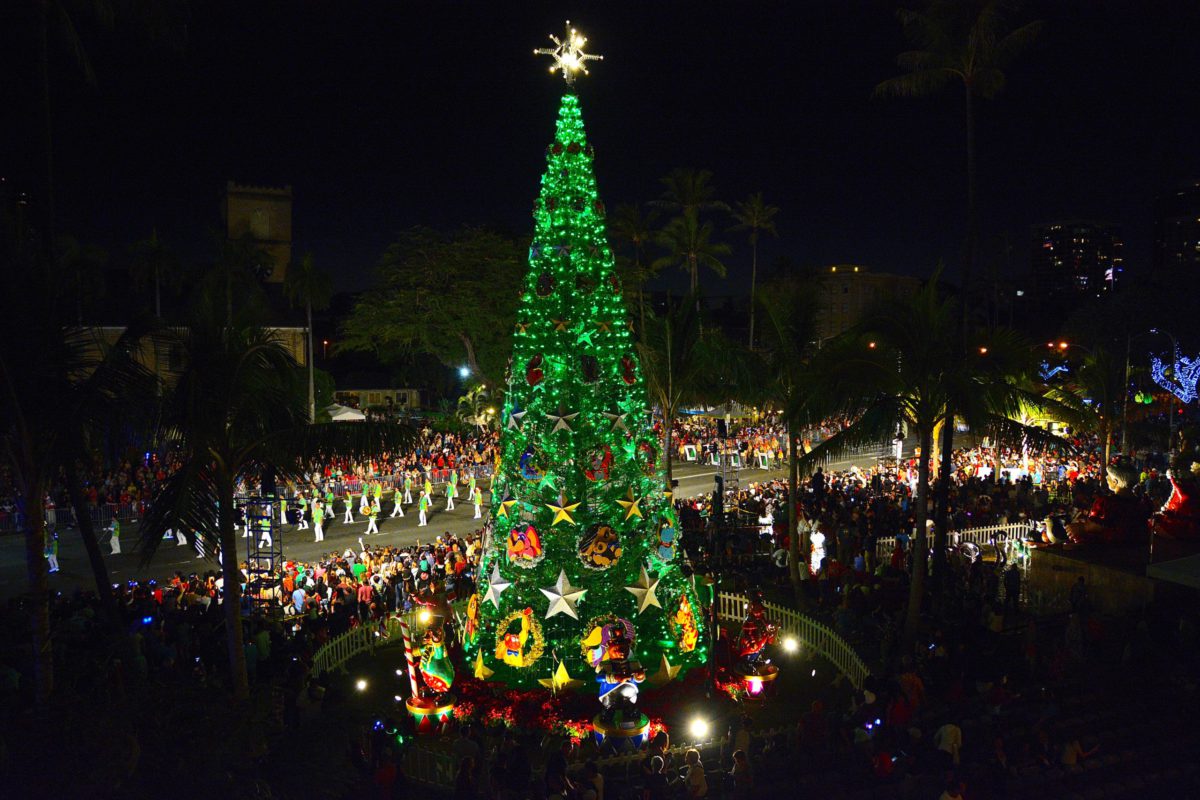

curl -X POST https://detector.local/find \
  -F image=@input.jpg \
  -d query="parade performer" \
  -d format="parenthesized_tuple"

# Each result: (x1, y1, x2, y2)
(418, 490, 429, 527)
(445, 477, 457, 511)
(295, 491, 309, 530)
(45, 530, 60, 573)
(312, 499, 325, 543)
(403, 473, 414, 504)
(365, 497, 380, 535)
(343, 491, 355, 523)
(109, 518, 121, 555)
(473, 485, 483, 519)
(390, 485, 405, 518)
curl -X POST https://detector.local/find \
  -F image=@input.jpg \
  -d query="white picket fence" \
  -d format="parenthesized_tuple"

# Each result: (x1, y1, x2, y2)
(873, 521, 1035, 561)
(716, 592, 870, 690)
(310, 607, 445, 679)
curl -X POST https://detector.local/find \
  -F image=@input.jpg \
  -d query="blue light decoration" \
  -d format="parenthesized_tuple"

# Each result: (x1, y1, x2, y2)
(1039, 360, 1069, 381)
(1151, 347, 1200, 404)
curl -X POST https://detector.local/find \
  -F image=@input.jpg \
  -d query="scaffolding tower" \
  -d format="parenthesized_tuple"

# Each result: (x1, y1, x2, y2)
(244, 497, 282, 618)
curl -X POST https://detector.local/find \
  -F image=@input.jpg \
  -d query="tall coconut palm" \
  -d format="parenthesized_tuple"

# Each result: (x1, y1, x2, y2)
(210, 233, 270, 327)
(876, 1, 1042, 586)
(609, 203, 660, 334)
(129, 229, 179, 318)
(731, 193, 779, 349)
(638, 293, 705, 492)
(653, 210, 730, 298)
(137, 299, 410, 700)
(653, 167, 729, 218)
(284, 253, 333, 423)
(755, 278, 820, 603)
(800, 281, 959, 640)
(874, 0, 1042, 310)
(1053, 346, 1125, 485)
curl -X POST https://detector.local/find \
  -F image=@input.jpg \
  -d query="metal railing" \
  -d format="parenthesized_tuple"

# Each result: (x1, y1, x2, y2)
(716, 592, 870, 690)
(873, 521, 1035, 561)
(310, 607, 449, 679)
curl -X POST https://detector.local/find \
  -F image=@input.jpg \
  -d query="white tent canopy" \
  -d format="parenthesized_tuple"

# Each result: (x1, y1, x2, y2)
(327, 403, 366, 422)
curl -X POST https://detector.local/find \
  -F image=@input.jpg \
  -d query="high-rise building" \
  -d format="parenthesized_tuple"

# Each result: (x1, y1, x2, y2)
(1153, 182, 1200, 281)
(814, 265, 921, 342)
(1030, 221, 1123, 299)
(222, 182, 292, 283)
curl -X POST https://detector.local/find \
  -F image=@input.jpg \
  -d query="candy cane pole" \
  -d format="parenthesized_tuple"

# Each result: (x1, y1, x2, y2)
(398, 615, 420, 698)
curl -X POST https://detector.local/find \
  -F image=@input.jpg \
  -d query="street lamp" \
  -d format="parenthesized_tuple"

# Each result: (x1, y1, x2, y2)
(458, 365, 470, 379)
(322, 339, 329, 359)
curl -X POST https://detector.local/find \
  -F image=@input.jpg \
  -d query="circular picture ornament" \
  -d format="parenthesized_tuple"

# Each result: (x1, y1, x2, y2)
(609, 273, 621, 293)
(525, 354, 544, 387)
(575, 274, 595, 294)
(506, 523, 544, 567)
(519, 446, 546, 482)
(584, 445, 613, 481)
(566, 141, 581, 154)
(578, 522, 622, 571)
(671, 595, 700, 654)
(580, 354, 601, 384)
(620, 355, 637, 385)
(636, 441, 659, 476)
(551, 142, 564, 155)
(494, 608, 545, 668)
(580, 615, 636, 669)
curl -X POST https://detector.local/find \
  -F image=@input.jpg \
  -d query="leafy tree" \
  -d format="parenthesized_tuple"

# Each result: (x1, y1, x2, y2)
(137, 298, 410, 699)
(284, 252, 333, 422)
(341, 227, 524, 389)
(731, 193, 779, 348)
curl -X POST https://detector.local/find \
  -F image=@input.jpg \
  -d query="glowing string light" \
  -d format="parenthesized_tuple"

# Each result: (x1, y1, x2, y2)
(1151, 347, 1200, 404)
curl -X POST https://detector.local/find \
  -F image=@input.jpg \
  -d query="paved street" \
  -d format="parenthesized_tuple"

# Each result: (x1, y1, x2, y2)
(0, 450, 898, 597)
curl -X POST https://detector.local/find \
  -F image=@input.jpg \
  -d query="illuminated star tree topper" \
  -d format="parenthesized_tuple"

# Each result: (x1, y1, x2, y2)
(534, 21, 603, 85)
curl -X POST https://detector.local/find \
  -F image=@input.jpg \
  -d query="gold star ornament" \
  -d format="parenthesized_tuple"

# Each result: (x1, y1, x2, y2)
(616, 488, 643, 521)
(647, 654, 681, 686)
(538, 660, 584, 693)
(546, 498, 581, 526)
(474, 650, 495, 680)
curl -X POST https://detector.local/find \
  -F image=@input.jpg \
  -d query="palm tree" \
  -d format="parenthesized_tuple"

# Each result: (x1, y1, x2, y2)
(609, 203, 660, 334)
(129, 229, 179, 318)
(654, 167, 730, 218)
(209, 233, 270, 327)
(755, 278, 820, 602)
(1054, 346, 1125, 485)
(876, 2, 1042, 580)
(800, 281, 959, 640)
(284, 253, 333, 423)
(0, 248, 155, 701)
(637, 293, 705, 492)
(653, 210, 730, 298)
(874, 0, 1042, 313)
(137, 301, 410, 699)
(731, 193, 779, 349)
(57, 234, 108, 324)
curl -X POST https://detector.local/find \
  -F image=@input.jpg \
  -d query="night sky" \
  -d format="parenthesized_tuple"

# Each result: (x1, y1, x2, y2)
(4, 0, 1200, 293)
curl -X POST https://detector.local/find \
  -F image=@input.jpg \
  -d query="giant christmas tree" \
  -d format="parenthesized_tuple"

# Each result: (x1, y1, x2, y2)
(467, 33, 706, 692)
